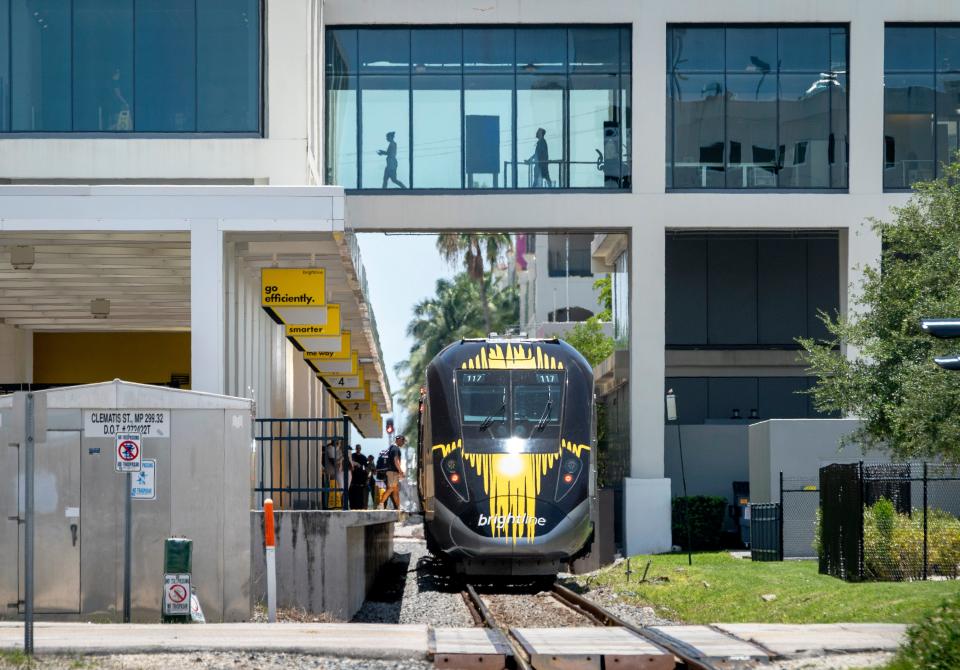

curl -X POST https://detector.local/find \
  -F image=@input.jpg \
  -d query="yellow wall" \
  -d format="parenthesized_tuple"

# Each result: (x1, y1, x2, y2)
(33, 332, 190, 386)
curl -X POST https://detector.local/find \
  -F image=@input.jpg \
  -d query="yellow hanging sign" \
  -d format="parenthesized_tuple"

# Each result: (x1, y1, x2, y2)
(285, 304, 341, 340)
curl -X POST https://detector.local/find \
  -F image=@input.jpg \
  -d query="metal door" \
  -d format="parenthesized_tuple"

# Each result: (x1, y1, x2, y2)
(21, 430, 81, 613)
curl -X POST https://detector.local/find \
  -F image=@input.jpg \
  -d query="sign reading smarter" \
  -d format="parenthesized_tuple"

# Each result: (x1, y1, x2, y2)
(84, 410, 169, 438)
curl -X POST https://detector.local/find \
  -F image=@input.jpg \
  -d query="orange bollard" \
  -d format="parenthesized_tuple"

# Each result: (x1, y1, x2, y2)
(264, 498, 276, 622)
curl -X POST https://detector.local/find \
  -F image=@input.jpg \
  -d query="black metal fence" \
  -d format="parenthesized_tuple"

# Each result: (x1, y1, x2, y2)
(750, 503, 782, 561)
(254, 417, 352, 510)
(781, 474, 820, 559)
(820, 462, 960, 581)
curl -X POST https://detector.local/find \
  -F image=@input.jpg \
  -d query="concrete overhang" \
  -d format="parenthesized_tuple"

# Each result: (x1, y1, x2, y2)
(0, 185, 389, 429)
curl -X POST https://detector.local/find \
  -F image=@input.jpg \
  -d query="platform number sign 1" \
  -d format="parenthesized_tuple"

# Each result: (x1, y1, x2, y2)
(115, 433, 142, 473)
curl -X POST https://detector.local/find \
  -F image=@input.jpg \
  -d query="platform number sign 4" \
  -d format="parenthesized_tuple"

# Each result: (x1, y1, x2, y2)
(115, 433, 142, 473)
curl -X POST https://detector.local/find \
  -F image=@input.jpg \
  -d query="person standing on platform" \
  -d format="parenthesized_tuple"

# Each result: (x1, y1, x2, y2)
(379, 435, 406, 510)
(349, 444, 368, 509)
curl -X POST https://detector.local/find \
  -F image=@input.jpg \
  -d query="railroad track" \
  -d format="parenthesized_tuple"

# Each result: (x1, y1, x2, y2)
(457, 581, 726, 670)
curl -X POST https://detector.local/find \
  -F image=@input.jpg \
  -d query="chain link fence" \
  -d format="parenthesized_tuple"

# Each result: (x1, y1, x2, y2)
(820, 462, 960, 581)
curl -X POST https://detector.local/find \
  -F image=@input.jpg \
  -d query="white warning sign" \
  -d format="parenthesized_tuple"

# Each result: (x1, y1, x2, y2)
(84, 410, 169, 438)
(164, 573, 191, 615)
(115, 433, 142, 473)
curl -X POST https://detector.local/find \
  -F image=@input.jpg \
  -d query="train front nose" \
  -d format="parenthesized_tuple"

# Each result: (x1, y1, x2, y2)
(433, 496, 592, 561)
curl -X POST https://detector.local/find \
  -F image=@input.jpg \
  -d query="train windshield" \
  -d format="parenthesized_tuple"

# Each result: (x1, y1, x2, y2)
(457, 369, 565, 450)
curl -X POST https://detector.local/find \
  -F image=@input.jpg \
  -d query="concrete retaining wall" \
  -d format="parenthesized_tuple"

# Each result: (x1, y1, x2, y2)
(251, 510, 397, 620)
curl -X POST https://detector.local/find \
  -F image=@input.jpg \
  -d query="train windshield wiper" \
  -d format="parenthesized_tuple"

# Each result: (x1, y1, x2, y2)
(478, 402, 506, 432)
(535, 397, 553, 431)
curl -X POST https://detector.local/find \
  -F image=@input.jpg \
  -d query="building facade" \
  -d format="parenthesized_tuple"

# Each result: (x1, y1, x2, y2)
(324, 0, 959, 553)
(1, 0, 957, 553)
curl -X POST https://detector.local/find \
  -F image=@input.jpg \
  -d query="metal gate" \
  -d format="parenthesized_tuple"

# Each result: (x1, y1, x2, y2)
(254, 418, 351, 510)
(750, 503, 783, 562)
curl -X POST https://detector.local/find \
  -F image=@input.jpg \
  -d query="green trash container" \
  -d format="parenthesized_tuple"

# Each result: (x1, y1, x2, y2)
(162, 538, 192, 623)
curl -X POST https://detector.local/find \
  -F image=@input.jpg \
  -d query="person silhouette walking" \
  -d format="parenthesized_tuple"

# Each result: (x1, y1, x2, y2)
(378, 131, 407, 188)
(527, 127, 552, 188)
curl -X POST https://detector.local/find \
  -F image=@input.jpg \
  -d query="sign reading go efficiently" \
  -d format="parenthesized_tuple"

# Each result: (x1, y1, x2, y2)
(261, 268, 326, 325)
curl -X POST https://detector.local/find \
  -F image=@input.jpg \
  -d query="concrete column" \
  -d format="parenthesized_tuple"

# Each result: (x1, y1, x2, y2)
(624, 225, 672, 555)
(632, 11, 666, 195)
(0, 323, 32, 383)
(844, 222, 883, 361)
(848, 14, 885, 196)
(190, 220, 225, 394)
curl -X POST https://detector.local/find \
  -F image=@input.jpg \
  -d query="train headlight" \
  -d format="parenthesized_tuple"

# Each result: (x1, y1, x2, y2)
(450, 472, 460, 483)
(563, 473, 574, 483)
(496, 453, 524, 477)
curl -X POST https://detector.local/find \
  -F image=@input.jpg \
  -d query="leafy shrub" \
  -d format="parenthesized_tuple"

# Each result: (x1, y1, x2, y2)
(860, 499, 960, 580)
(672, 496, 727, 551)
(887, 592, 960, 670)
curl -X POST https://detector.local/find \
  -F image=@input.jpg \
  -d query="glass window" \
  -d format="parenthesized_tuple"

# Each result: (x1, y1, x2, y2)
(569, 27, 619, 73)
(570, 74, 622, 188)
(886, 26, 934, 72)
(464, 75, 513, 188)
(328, 25, 631, 191)
(936, 74, 960, 175)
(135, 0, 195, 132)
(779, 27, 829, 73)
(12, 0, 71, 131)
(463, 28, 514, 73)
(516, 28, 566, 74)
(884, 73, 935, 189)
(360, 76, 409, 189)
(412, 76, 461, 188)
(73, 0, 133, 132)
(197, 0, 259, 132)
(547, 234, 593, 277)
(725, 27, 776, 74)
(326, 28, 357, 77)
(620, 27, 632, 73)
(727, 74, 777, 188)
(517, 74, 564, 188)
(612, 250, 629, 342)
(359, 28, 409, 73)
(0, 0, 11, 131)
(779, 74, 832, 188)
(667, 25, 848, 190)
(412, 28, 461, 74)
(937, 27, 960, 72)
(670, 74, 724, 187)
(668, 27, 723, 72)
(325, 76, 357, 188)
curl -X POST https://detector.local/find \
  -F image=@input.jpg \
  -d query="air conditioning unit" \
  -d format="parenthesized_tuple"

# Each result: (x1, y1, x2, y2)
(10, 246, 35, 270)
(90, 299, 110, 319)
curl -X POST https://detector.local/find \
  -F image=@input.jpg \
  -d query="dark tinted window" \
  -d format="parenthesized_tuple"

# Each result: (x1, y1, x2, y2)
(135, 0, 196, 132)
(326, 28, 357, 76)
(2, 0, 260, 134)
(463, 28, 514, 72)
(12, 0, 71, 131)
(359, 28, 409, 73)
(197, 0, 260, 132)
(569, 27, 619, 73)
(412, 28, 461, 73)
(883, 25, 960, 188)
(666, 25, 848, 190)
(73, 0, 133, 132)
(516, 27, 566, 73)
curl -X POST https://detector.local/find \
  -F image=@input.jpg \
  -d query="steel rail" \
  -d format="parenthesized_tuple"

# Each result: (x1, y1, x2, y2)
(463, 584, 534, 670)
(551, 582, 724, 670)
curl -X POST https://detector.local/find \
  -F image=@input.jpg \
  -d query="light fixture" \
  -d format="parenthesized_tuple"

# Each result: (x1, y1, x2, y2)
(10, 246, 35, 270)
(90, 298, 110, 319)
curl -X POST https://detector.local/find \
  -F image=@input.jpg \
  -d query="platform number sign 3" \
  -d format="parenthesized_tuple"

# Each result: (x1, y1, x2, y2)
(115, 433, 142, 473)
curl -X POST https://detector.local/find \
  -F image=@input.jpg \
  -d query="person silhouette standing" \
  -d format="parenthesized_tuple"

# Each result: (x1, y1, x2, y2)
(527, 127, 552, 188)
(378, 131, 407, 188)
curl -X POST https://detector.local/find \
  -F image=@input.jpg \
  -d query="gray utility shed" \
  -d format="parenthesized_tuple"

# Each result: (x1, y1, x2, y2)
(0, 381, 254, 622)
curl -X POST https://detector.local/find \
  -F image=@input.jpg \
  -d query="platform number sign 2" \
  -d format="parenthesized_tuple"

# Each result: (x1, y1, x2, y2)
(115, 433, 142, 473)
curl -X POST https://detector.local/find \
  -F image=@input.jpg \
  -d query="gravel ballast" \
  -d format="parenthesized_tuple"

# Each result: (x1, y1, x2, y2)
(0, 652, 432, 670)
(352, 540, 473, 626)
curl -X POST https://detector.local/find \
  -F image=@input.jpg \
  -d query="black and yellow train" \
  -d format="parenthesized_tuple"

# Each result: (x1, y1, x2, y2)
(416, 337, 595, 577)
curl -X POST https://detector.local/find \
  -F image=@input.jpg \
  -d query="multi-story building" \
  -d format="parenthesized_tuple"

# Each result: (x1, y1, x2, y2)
(516, 233, 609, 339)
(1, 0, 956, 554)
(0, 0, 389, 437)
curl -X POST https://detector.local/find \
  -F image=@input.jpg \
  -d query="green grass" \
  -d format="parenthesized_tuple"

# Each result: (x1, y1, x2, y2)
(0, 650, 33, 668)
(575, 552, 960, 624)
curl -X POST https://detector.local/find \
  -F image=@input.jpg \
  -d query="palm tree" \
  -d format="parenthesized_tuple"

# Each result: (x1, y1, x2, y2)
(436, 233, 513, 334)
(394, 272, 518, 437)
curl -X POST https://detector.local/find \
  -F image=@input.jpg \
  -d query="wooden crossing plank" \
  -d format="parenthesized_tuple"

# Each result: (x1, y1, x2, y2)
(511, 627, 673, 670)
(433, 628, 511, 670)
(650, 625, 770, 660)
